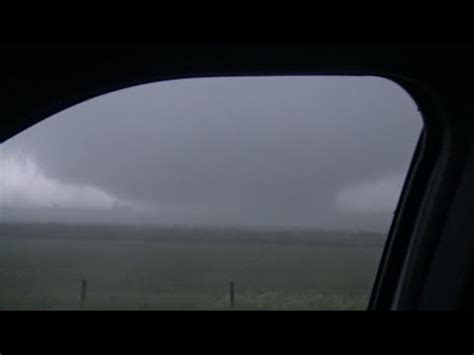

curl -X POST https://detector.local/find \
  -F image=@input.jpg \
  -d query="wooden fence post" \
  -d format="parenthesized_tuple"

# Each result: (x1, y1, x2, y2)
(80, 279, 87, 308)
(230, 281, 235, 309)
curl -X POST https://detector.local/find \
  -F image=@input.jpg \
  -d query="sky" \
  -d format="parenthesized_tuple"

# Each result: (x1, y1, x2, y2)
(0, 76, 422, 232)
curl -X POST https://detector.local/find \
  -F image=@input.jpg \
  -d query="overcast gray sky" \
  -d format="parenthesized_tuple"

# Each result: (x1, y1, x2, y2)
(0, 76, 422, 231)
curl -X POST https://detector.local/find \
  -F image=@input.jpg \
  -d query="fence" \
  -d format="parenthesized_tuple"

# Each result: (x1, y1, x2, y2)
(77, 279, 236, 309)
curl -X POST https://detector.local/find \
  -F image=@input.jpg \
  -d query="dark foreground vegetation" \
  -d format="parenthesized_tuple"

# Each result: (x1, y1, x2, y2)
(0, 223, 384, 310)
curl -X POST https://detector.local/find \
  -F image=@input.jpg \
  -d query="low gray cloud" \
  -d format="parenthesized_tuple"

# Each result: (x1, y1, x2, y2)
(0, 76, 422, 231)
(1, 150, 137, 210)
(335, 171, 405, 214)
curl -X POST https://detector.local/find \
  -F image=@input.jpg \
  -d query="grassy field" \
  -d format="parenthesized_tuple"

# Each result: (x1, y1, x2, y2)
(0, 223, 384, 310)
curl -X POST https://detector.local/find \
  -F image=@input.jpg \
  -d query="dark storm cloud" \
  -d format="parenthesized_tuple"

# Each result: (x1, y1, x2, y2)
(0, 76, 422, 230)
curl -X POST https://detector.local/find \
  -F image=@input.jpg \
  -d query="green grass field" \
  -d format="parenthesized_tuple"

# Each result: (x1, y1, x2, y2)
(0, 223, 384, 310)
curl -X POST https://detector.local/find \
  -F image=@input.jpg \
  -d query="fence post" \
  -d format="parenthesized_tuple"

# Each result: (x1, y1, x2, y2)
(80, 279, 87, 308)
(230, 281, 234, 309)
